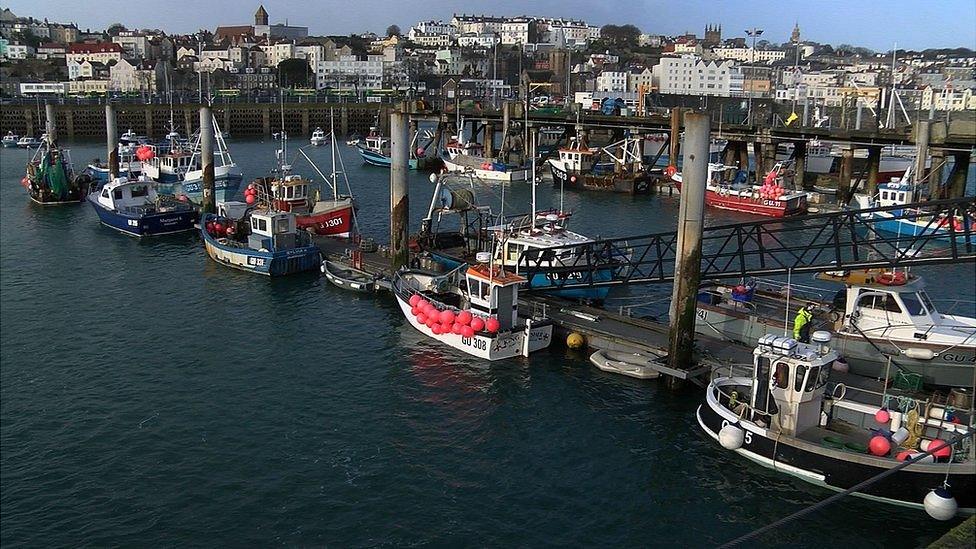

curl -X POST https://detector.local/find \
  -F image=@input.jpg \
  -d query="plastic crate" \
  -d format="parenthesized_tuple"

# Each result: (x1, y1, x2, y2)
(893, 371, 924, 392)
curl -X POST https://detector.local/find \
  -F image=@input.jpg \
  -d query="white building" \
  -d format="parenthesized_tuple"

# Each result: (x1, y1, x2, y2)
(537, 18, 591, 47)
(457, 32, 499, 48)
(295, 43, 325, 70)
(6, 42, 33, 59)
(260, 41, 295, 68)
(20, 82, 65, 95)
(410, 33, 453, 48)
(112, 31, 151, 59)
(411, 20, 455, 37)
(596, 70, 627, 92)
(66, 79, 110, 95)
(452, 14, 504, 35)
(66, 42, 123, 66)
(655, 55, 739, 97)
(712, 46, 786, 64)
(110, 58, 163, 92)
(316, 55, 383, 90)
(628, 68, 654, 93)
(500, 17, 531, 45)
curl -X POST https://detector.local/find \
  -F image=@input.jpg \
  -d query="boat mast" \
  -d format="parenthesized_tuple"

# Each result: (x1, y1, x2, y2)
(330, 107, 338, 201)
(531, 130, 537, 230)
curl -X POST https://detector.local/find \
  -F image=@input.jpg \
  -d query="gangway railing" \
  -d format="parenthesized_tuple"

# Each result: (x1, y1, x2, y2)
(519, 197, 976, 290)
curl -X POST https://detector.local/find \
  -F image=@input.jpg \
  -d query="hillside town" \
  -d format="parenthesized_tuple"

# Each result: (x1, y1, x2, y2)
(1, 5, 974, 117)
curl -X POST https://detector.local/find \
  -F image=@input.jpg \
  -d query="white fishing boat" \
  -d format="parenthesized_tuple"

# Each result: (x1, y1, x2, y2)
(2, 131, 20, 148)
(392, 253, 553, 360)
(589, 349, 666, 379)
(310, 127, 328, 147)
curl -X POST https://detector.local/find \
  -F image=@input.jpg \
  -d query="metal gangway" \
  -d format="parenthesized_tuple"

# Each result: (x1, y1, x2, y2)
(520, 197, 976, 290)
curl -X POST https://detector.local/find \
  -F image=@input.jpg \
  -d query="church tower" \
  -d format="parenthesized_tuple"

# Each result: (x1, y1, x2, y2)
(791, 22, 801, 44)
(704, 24, 721, 47)
(255, 5, 269, 26)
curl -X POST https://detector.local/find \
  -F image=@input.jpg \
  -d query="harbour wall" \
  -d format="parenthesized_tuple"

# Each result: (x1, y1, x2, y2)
(0, 103, 391, 139)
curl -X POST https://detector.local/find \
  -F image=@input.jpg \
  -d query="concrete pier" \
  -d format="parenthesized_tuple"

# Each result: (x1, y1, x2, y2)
(667, 112, 709, 387)
(199, 107, 215, 214)
(105, 104, 119, 179)
(389, 104, 410, 271)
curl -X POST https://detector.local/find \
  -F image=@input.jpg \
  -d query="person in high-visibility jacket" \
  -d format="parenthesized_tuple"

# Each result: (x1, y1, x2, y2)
(793, 304, 814, 343)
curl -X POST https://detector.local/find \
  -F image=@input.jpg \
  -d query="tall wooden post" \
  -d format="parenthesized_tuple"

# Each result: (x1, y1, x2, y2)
(865, 146, 882, 198)
(667, 112, 709, 389)
(106, 104, 119, 179)
(838, 147, 854, 204)
(793, 140, 808, 190)
(199, 106, 215, 214)
(668, 107, 682, 168)
(915, 119, 930, 187)
(390, 103, 410, 271)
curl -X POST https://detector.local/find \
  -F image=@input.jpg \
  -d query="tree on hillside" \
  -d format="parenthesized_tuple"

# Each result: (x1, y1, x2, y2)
(278, 58, 312, 88)
(106, 23, 127, 37)
(600, 24, 641, 48)
(386, 25, 401, 37)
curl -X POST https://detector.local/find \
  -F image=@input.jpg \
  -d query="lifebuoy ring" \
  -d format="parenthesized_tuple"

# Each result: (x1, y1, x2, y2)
(877, 271, 907, 286)
(664, 165, 677, 178)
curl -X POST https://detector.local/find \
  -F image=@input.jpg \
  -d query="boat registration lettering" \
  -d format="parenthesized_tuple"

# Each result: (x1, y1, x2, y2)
(319, 217, 343, 228)
(721, 419, 752, 445)
(127, 219, 139, 227)
(697, 309, 707, 320)
(942, 353, 975, 363)
(248, 257, 266, 267)
(461, 336, 487, 351)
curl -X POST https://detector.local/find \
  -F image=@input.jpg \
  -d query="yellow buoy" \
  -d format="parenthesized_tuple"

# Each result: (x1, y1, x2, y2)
(566, 332, 586, 349)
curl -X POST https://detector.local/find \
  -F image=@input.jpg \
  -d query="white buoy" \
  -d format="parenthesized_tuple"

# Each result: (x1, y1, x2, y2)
(719, 423, 745, 450)
(924, 488, 958, 520)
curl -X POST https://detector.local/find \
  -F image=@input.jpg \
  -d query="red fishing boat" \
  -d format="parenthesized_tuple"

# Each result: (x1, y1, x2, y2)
(246, 113, 357, 238)
(670, 162, 807, 218)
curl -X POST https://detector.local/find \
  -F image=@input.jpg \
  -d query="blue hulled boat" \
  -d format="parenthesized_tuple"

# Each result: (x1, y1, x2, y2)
(853, 180, 974, 245)
(201, 205, 320, 276)
(142, 120, 243, 204)
(87, 176, 198, 237)
(356, 128, 431, 170)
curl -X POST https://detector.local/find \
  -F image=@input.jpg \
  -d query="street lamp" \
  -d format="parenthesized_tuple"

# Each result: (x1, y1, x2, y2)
(745, 27, 763, 124)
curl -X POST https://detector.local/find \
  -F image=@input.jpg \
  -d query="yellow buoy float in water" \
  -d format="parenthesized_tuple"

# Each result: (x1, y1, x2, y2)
(566, 333, 586, 349)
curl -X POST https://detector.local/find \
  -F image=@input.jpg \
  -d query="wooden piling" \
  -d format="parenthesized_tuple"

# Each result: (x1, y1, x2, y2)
(389, 103, 410, 271)
(865, 146, 881, 198)
(199, 106, 215, 214)
(947, 152, 971, 199)
(668, 107, 682, 168)
(838, 147, 854, 204)
(915, 119, 930, 186)
(106, 104, 119, 179)
(737, 141, 750, 175)
(793, 140, 808, 190)
(667, 112, 709, 389)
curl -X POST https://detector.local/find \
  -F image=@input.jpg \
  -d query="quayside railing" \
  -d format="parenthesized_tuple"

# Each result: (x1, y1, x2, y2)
(519, 196, 976, 290)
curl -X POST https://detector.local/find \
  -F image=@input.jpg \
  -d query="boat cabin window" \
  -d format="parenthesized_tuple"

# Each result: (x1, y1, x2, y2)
(506, 243, 522, 262)
(113, 188, 124, 200)
(274, 217, 289, 234)
(285, 186, 293, 199)
(252, 218, 267, 232)
(899, 192, 906, 202)
(858, 292, 901, 313)
(900, 293, 926, 316)
(881, 191, 888, 200)
(919, 291, 937, 314)
(774, 362, 791, 389)
(795, 364, 822, 392)
(101, 188, 109, 199)
(130, 185, 148, 198)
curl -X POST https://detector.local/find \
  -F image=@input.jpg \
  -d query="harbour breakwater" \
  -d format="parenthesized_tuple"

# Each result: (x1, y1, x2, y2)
(0, 103, 391, 139)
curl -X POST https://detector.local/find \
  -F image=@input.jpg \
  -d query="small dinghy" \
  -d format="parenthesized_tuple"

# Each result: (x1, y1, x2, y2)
(589, 349, 667, 379)
(321, 259, 377, 293)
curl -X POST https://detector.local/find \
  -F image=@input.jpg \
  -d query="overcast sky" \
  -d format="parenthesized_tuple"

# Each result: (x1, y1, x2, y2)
(6, 0, 975, 51)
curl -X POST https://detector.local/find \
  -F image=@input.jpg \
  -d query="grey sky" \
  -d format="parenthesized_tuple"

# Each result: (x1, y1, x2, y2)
(5, 0, 976, 51)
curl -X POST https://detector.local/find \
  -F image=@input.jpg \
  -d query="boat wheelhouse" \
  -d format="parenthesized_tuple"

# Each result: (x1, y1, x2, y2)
(392, 257, 553, 360)
(698, 332, 974, 515)
(143, 119, 243, 204)
(445, 137, 484, 160)
(87, 175, 197, 237)
(310, 127, 327, 146)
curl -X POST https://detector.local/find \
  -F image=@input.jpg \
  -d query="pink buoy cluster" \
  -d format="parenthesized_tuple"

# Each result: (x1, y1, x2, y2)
(135, 145, 155, 161)
(407, 294, 500, 338)
(759, 181, 785, 200)
(205, 218, 234, 238)
(243, 183, 260, 205)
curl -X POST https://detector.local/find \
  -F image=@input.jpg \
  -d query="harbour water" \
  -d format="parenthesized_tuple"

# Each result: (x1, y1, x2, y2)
(1, 140, 973, 546)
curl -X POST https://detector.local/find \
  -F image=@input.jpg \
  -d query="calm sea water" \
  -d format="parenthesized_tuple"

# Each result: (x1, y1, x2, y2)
(1, 139, 973, 547)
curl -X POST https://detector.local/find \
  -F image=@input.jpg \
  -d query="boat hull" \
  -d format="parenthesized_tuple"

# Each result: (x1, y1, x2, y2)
(87, 195, 197, 237)
(357, 146, 427, 170)
(697, 381, 975, 513)
(442, 158, 528, 182)
(155, 172, 243, 204)
(394, 292, 552, 360)
(693, 301, 975, 387)
(861, 212, 975, 245)
(296, 203, 354, 237)
(85, 162, 143, 183)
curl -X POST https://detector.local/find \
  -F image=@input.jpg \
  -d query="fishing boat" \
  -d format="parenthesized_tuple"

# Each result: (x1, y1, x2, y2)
(392, 254, 554, 360)
(142, 118, 243, 204)
(852, 167, 974, 245)
(321, 259, 377, 293)
(310, 127, 328, 147)
(589, 349, 666, 379)
(776, 141, 920, 183)
(17, 136, 42, 149)
(201, 205, 320, 277)
(22, 136, 89, 205)
(442, 154, 529, 183)
(356, 127, 433, 170)
(249, 114, 356, 238)
(87, 175, 197, 237)
(85, 137, 145, 183)
(671, 161, 807, 218)
(2, 131, 20, 148)
(547, 134, 651, 194)
(444, 137, 484, 160)
(694, 271, 976, 388)
(698, 331, 974, 516)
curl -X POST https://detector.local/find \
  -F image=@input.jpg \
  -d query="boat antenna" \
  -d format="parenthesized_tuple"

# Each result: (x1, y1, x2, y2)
(531, 129, 537, 230)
